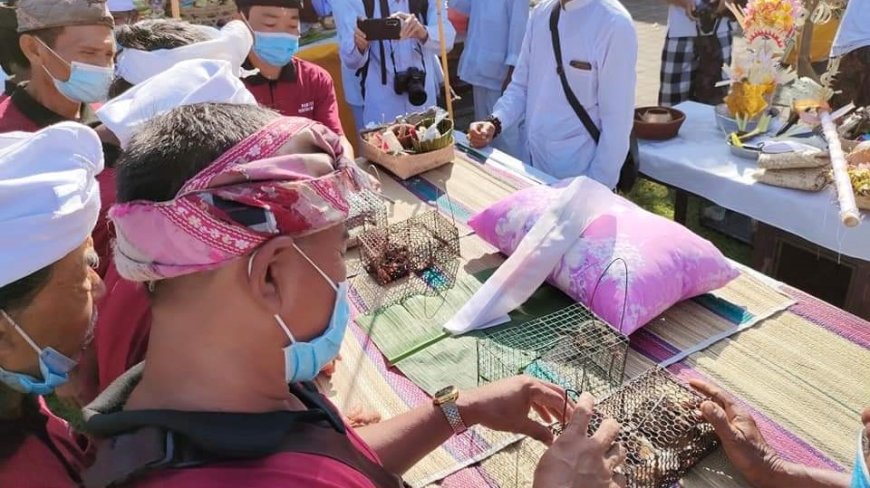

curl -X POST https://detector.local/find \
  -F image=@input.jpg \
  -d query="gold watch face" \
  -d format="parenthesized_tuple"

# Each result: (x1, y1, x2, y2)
(434, 385, 458, 404)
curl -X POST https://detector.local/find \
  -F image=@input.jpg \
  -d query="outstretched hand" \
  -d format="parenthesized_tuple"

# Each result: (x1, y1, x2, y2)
(460, 376, 572, 445)
(533, 392, 627, 488)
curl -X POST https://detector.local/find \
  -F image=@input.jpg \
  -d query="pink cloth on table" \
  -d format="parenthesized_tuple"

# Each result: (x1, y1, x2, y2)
(469, 185, 738, 334)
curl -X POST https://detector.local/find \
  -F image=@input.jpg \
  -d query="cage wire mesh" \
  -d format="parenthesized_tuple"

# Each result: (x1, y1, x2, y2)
(352, 210, 460, 313)
(508, 368, 718, 488)
(346, 189, 389, 249)
(477, 304, 629, 400)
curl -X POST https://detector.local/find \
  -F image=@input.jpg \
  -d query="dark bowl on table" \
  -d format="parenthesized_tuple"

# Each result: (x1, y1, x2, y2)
(633, 106, 686, 141)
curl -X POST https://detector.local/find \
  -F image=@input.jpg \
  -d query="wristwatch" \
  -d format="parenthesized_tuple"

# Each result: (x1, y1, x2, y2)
(485, 115, 503, 139)
(433, 385, 468, 435)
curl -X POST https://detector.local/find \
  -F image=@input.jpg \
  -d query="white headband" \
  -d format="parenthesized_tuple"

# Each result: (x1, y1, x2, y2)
(115, 20, 253, 86)
(0, 123, 104, 287)
(97, 58, 258, 149)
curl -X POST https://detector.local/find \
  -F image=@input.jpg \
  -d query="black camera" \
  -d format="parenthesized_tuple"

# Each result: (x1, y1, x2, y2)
(394, 67, 427, 106)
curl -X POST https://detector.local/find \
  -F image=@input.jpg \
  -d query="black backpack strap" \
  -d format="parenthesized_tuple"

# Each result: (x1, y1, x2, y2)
(548, 3, 600, 143)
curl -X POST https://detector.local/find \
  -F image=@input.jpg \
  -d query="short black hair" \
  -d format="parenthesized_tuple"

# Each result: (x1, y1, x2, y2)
(110, 19, 214, 98)
(0, 265, 53, 313)
(117, 104, 280, 204)
(0, 6, 28, 75)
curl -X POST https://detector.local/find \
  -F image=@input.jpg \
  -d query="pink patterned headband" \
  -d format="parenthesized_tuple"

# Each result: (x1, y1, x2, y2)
(109, 117, 374, 282)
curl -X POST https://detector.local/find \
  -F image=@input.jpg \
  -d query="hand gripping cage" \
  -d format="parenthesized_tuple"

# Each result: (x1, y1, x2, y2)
(531, 368, 718, 488)
(476, 304, 630, 399)
(346, 189, 389, 249)
(352, 210, 460, 312)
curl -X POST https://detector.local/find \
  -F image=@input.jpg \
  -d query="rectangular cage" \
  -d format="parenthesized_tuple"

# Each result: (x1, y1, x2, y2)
(477, 304, 629, 399)
(352, 210, 460, 313)
(517, 369, 719, 488)
(346, 189, 389, 249)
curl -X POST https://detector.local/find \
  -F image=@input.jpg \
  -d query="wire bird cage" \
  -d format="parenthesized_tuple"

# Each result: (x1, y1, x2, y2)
(518, 368, 719, 488)
(352, 210, 460, 313)
(346, 190, 389, 249)
(477, 304, 629, 399)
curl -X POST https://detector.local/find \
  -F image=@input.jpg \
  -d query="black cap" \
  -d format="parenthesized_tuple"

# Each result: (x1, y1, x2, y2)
(236, 0, 303, 9)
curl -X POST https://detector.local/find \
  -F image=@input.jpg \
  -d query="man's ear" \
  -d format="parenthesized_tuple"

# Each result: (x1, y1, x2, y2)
(19, 34, 45, 66)
(246, 237, 299, 315)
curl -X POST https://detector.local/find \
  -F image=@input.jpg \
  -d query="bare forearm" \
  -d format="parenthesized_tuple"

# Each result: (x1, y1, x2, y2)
(753, 462, 850, 488)
(356, 403, 454, 475)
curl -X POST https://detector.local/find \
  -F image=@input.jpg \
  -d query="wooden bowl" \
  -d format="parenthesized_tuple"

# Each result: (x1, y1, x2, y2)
(633, 107, 686, 141)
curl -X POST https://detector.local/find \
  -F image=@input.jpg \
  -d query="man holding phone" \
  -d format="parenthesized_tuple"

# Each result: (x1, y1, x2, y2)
(338, 0, 455, 127)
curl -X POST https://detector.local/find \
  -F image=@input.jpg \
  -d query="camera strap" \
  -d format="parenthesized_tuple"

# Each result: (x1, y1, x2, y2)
(359, 0, 430, 95)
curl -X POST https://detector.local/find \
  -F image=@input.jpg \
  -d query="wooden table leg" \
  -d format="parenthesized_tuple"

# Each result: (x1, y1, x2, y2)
(674, 189, 689, 225)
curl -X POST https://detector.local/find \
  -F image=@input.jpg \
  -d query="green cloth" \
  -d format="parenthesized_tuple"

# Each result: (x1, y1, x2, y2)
(356, 268, 576, 395)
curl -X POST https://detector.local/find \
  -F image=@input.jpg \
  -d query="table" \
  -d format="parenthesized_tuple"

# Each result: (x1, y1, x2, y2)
(637, 101, 870, 319)
(333, 138, 870, 488)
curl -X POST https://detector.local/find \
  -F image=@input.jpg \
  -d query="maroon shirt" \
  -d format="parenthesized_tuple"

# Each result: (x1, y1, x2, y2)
(243, 58, 344, 137)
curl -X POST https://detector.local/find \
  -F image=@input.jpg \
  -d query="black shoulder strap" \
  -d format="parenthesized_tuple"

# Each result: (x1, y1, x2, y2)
(410, 0, 429, 25)
(548, 3, 600, 144)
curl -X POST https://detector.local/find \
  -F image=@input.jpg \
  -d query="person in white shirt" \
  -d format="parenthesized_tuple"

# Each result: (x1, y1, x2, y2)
(829, 0, 870, 109)
(450, 0, 529, 160)
(338, 0, 455, 127)
(331, 0, 367, 135)
(658, 0, 734, 106)
(468, 0, 637, 189)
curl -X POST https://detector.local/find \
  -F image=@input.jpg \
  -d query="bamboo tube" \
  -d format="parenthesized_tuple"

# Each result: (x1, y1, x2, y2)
(170, 0, 181, 18)
(434, 0, 454, 122)
(820, 110, 861, 227)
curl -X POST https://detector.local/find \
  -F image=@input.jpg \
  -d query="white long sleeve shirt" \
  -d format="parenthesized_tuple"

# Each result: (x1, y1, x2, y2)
(331, 0, 365, 107)
(831, 0, 870, 58)
(338, 0, 456, 126)
(493, 0, 637, 188)
(450, 0, 529, 92)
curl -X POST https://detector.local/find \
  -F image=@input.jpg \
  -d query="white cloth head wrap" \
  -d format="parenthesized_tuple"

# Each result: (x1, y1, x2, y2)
(107, 0, 135, 11)
(97, 58, 258, 148)
(0, 123, 104, 288)
(116, 20, 253, 86)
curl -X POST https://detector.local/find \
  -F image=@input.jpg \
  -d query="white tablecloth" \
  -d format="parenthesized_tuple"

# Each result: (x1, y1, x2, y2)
(638, 101, 869, 262)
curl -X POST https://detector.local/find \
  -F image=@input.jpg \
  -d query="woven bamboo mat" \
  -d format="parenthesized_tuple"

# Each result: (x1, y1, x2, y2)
(337, 155, 868, 486)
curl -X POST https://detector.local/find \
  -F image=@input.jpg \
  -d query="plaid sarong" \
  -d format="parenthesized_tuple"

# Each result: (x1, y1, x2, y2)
(658, 29, 733, 107)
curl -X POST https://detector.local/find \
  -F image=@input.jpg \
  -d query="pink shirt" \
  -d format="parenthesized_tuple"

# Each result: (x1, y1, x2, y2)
(130, 424, 379, 488)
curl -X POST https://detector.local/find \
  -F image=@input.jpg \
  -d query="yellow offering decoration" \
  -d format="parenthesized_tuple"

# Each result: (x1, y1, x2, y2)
(725, 81, 775, 120)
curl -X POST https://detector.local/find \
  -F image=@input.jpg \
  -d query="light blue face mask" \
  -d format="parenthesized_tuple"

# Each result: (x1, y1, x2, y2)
(0, 310, 78, 395)
(249, 243, 349, 384)
(253, 31, 300, 68)
(38, 39, 113, 103)
(853, 429, 870, 488)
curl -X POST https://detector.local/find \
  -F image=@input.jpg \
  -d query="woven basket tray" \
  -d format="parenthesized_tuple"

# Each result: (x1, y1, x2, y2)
(359, 137, 454, 180)
(180, 2, 237, 26)
(857, 194, 870, 211)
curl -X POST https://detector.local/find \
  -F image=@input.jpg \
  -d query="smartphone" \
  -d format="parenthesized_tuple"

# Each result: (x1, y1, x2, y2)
(357, 18, 402, 41)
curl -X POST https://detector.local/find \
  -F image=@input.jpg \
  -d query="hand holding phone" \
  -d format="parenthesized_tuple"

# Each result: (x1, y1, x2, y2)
(357, 17, 402, 41)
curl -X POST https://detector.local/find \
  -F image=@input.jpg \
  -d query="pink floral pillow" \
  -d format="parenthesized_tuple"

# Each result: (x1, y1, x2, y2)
(469, 185, 738, 335)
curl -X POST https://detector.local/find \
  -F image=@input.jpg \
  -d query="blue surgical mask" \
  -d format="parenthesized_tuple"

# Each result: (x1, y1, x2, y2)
(248, 244, 349, 384)
(38, 39, 113, 103)
(853, 429, 870, 488)
(0, 310, 78, 395)
(253, 31, 299, 68)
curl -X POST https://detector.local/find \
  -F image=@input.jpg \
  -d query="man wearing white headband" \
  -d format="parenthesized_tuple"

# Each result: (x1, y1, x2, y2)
(237, 0, 354, 156)
(0, 122, 106, 487)
(0, 0, 115, 132)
